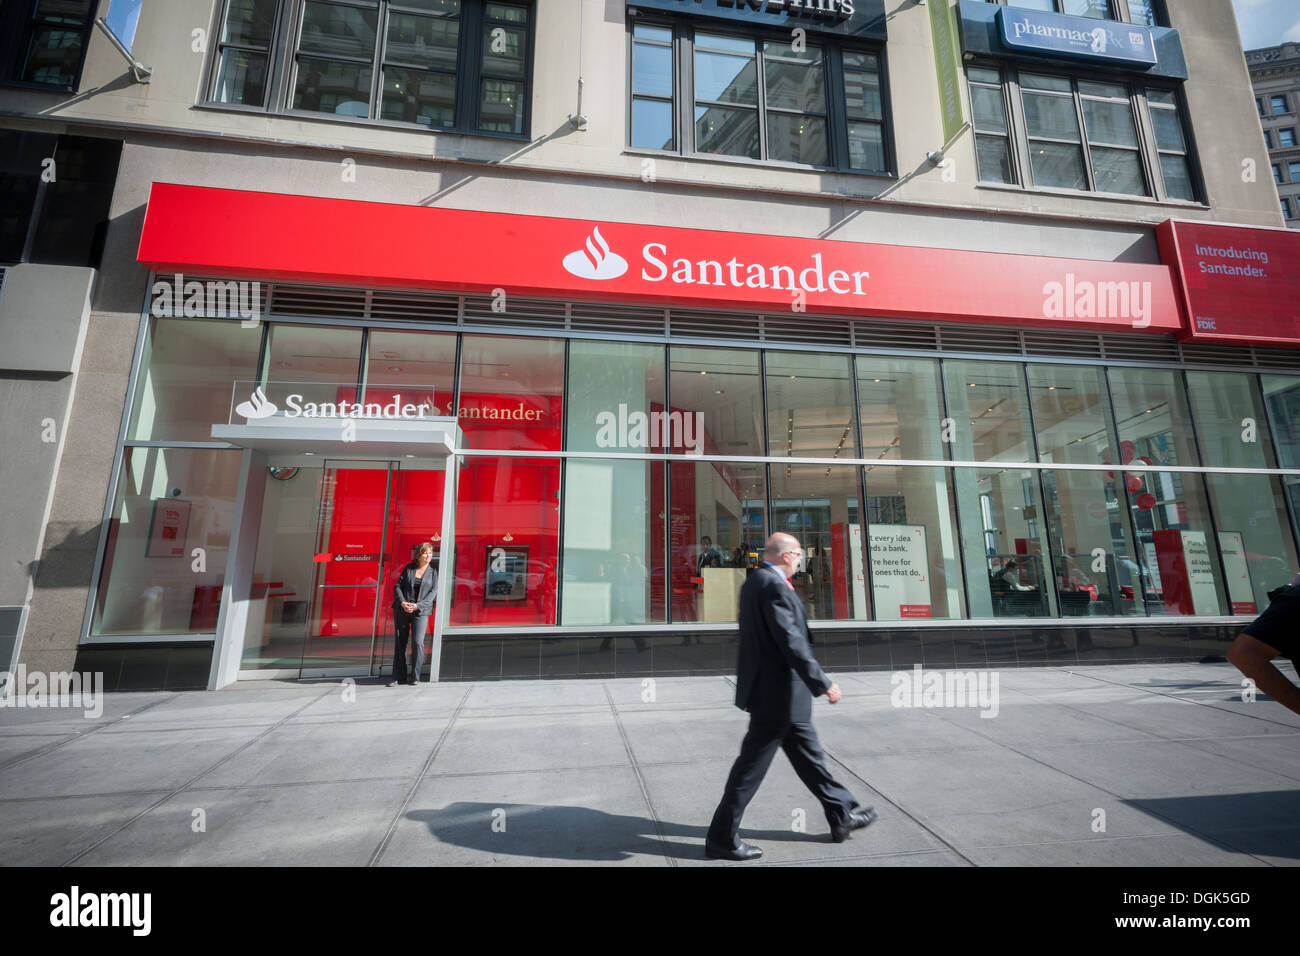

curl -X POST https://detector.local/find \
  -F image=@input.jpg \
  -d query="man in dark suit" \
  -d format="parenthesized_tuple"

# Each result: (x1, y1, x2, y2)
(705, 532, 876, 860)
(389, 542, 437, 686)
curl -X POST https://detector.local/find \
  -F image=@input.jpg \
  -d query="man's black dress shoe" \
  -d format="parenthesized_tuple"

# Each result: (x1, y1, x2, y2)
(830, 806, 878, 843)
(704, 840, 763, 861)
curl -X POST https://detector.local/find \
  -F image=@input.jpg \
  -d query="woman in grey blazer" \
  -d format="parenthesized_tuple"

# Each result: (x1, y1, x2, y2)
(388, 541, 437, 686)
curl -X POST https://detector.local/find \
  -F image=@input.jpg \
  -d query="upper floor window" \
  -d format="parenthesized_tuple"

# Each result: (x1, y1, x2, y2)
(1264, 130, 1273, 148)
(1271, 94, 1290, 115)
(1283, 198, 1293, 220)
(1274, 163, 1284, 184)
(0, 0, 96, 91)
(1257, 97, 1265, 116)
(1290, 160, 1300, 181)
(630, 20, 890, 175)
(1280, 127, 1298, 148)
(208, 0, 532, 137)
(966, 65, 1197, 201)
(983, 0, 1165, 24)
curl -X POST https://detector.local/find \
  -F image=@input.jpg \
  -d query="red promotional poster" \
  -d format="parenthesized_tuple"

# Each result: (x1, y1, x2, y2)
(1156, 219, 1300, 346)
(138, 183, 1184, 335)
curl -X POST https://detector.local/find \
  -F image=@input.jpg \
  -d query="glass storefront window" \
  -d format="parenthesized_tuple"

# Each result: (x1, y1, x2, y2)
(669, 460, 766, 622)
(1108, 366, 1199, 467)
(264, 323, 364, 406)
(668, 345, 763, 456)
(864, 465, 964, 619)
(943, 360, 1035, 462)
(1027, 364, 1119, 464)
(1185, 371, 1277, 469)
(857, 356, 946, 462)
(770, 464, 866, 620)
(1205, 474, 1299, 615)
(1040, 469, 1142, 616)
(128, 317, 262, 441)
(765, 351, 856, 460)
(1124, 470, 1226, 616)
(954, 467, 1054, 618)
(450, 457, 560, 626)
(362, 329, 457, 419)
(1263, 374, 1300, 542)
(92, 448, 243, 636)
(566, 341, 666, 453)
(560, 460, 666, 625)
(457, 334, 564, 451)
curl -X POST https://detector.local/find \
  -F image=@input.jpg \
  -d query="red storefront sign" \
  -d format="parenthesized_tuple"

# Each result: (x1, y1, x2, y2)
(137, 183, 1184, 334)
(1156, 219, 1300, 346)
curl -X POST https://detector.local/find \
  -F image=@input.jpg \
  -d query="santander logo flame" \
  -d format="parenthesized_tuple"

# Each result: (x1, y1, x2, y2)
(235, 386, 279, 420)
(561, 225, 628, 280)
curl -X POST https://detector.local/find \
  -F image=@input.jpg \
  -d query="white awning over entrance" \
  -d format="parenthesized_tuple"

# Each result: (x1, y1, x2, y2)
(211, 415, 460, 466)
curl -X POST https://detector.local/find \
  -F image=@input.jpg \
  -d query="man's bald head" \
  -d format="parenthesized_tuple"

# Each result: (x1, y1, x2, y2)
(764, 533, 801, 559)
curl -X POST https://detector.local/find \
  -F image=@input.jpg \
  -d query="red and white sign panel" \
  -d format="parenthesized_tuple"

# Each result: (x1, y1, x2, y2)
(1157, 219, 1300, 346)
(137, 182, 1184, 334)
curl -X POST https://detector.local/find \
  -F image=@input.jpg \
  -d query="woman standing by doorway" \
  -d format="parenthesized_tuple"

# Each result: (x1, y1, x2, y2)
(389, 541, 437, 686)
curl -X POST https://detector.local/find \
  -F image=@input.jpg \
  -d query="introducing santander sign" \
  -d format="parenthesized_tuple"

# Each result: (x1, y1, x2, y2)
(1156, 220, 1300, 346)
(136, 183, 1182, 334)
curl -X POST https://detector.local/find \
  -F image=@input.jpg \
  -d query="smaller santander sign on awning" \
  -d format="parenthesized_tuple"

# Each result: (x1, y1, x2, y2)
(1157, 219, 1300, 347)
(137, 182, 1184, 335)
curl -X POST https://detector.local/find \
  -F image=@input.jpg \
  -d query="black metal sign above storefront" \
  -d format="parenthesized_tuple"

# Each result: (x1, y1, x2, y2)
(627, 0, 887, 39)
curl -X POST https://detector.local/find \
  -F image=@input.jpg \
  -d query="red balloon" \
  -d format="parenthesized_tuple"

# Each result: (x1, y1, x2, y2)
(1126, 474, 1144, 493)
(1137, 493, 1157, 510)
(1120, 440, 1137, 463)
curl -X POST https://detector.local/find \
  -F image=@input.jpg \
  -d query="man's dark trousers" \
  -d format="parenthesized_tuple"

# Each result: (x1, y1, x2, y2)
(707, 714, 857, 845)
(707, 562, 859, 847)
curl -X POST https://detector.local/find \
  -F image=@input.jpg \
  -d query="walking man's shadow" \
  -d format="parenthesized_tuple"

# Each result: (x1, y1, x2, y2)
(406, 803, 819, 862)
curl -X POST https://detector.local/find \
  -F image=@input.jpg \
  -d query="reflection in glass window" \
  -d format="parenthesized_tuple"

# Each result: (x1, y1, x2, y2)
(1108, 366, 1199, 468)
(858, 356, 946, 462)
(362, 329, 457, 419)
(694, 33, 759, 158)
(968, 66, 1014, 184)
(1124, 470, 1226, 616)
(1021, 73, 1087, 190)
(92, 448, 243, 636)
(1027, 364, 1119, 464)
(943, 360, 1035, 462)
(765, 352, 855, 459)
(1185, 371, 1276, 469)
(450, 457, 560, 626)
(264, 323, 364, 408)
(771, 465, 866, 621)
(669, 345, 763, 456)
(843, 51, 885, 171)
(865, 465, 964, 619)
(1205, 474, 1299, 616)
(214, 0, 279, 105)
(669, 460, 766, 622)
(561, 460, 666, 625)
(1263, 375, 1300, 543)
(1041, 469, 1142, 616)
(631, 22, 675, 149)
(566, 341, 666, 453)
(128, 317, 263, 442)
(457, 334, 564, 451)
(955, 467, 1054, 618)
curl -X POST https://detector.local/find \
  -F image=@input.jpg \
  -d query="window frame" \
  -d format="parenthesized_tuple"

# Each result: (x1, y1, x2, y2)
(0, 0, 97, 93)
(1279, 127, 1298, 148)
(203, 0, 535, 140)
(1271, 93, 1290, 115)
(625, 15, 895, 177)
(967, 59, 1201, 202)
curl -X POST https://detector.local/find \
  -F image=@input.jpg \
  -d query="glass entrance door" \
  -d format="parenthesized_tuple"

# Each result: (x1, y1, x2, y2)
(239, 456, 451, 680)
(299, 460, 400, 678)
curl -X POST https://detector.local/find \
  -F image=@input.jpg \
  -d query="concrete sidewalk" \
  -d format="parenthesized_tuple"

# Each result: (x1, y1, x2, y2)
(2, 662, 1299, 866)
